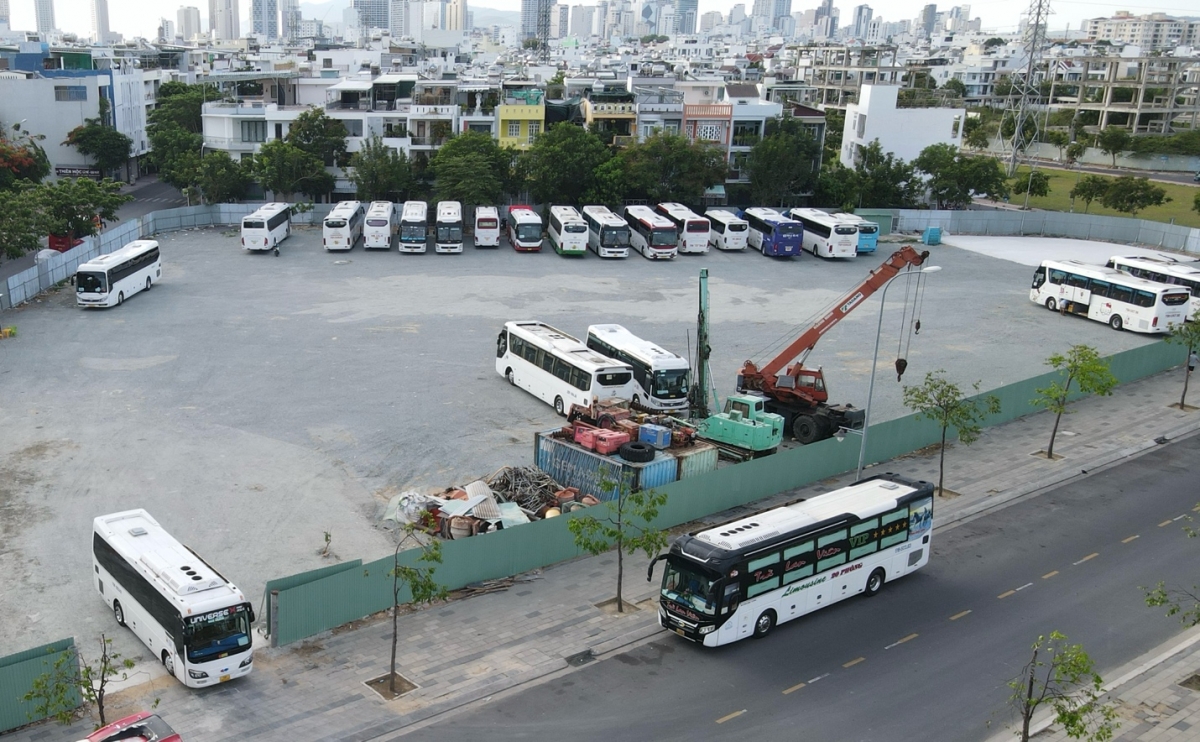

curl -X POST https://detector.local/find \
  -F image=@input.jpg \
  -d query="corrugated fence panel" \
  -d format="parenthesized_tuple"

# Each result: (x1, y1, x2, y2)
(0, 638, 79, 733)
(263, 560, 362, 637)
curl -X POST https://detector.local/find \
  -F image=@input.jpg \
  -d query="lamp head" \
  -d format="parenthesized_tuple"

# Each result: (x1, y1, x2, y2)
(920, 265, 942, 273)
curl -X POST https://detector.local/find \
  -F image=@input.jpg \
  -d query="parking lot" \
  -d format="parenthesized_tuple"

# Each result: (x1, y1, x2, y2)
(0, 225, 1159, 658)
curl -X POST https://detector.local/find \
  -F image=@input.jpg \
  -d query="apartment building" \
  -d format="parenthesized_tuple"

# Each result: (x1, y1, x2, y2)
(840, 83, 963, 167)
(1084, 12, 1200, 51)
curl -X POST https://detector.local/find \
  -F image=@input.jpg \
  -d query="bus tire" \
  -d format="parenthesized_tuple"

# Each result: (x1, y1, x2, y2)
(865, 568, 886, 597)
(117, 292, 124, 306)
(1110, 314, 1123, 331)
(753, 610, 775, 639)
(619, 441, 656, 463)
(505, 368, 515, 386)
(554, 396, 565, 416)
(792, 415, 819, 445)
(162, 650, 174, 676)
(145, 277, 152, 291)
(113, 600, 126, 627)
(1045, 298, 1057, 311)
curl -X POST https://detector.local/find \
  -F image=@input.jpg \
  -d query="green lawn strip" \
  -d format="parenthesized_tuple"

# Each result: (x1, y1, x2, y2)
(1010, 165, 1200, 229)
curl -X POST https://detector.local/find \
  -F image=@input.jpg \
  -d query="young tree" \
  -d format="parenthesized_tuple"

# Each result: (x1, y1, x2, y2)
(1098, 176, 1169, 215)
(1044, 130, 1069, 159)
(1096, 126, 1132, 167)
(0, 187, 43, 262)
(521, 123, 612, 206)
(822, 109, 845, 165)
(902, 371, 1001, 497)
(1065, 141, 1086, 166)
(568, 478, 668, 613)
(196, 150, 252, 204)
(746, 116, 820, 206)
(285, 107, 349, 167)
(965, 126, 991, 151)
(346, 135, 413, 202)
(35, 178, 132, 240)
(1165, 310, 1200, 409)
(619, 131, 727, 205)
(1008, 631, 1119, 742)
(381, 522, 446, 696)
(942, 78, 967, 97)
(1032, 345, 1118, 459)
(22, 635, 135, 726)
(1070, 175, 1109, 213)
(254, 139, 333, 201)
(1011, 170, 1051, 199)
(1194, 191, 1200, 215)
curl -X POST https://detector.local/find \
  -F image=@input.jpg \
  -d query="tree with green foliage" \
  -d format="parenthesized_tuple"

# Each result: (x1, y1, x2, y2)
(521, 123, 612, 206)
(902, 371, 1000, 498)
(253, 139, 333, 200)
(965, 126, 991, 150)
(147, 82, 215, 192)
(0, 121, 50, 191)
(382, 522, 446, 696)
(1044, 130, 1069, 160)
(746, 117, 820, 206)
(36, 178, 131, 240)
(64, 100, 133, 179)
(436, 151, 503, 207)
(1032, 345, 1117, 459)
(854, 140, 921, 208)
(22, 635, 136, 726)
(1065, 141, 1086, 165)
(1164, 309, 1200, 409)
(1096, 126, 1131, 167)
(1008, 631, 1119, 742)
(433, 131, 518, 197)
(583, 157, 627, 207)
(196, 150, 252, 203)
(822, 109, 845, 165)
(1012, 170, 1051, 199)
(984, 37, 1006, 49)
(149, 82, 214, 133)
(346, 135, 413, 202)
(1193, 191, 1200, 215)
(913, 143, 1009, 208)
(0, 187, 42, 262)
(1098, 176, 1169, 216)
(285, 107, 349, 167)
(619, 130, 727, 205)
(569, 477, 668, 614)
(942, 78, 967, 97)
(1070, 175, 1110, 213)
(813, 161, 861, 212)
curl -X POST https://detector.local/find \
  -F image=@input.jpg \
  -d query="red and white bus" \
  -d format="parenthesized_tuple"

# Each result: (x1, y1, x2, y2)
(655, 202, 709, 254)
(624, 205, 677, 260)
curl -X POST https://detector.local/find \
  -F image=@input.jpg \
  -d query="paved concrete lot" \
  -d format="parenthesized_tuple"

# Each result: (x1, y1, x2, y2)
(0, 225, 1156, 658)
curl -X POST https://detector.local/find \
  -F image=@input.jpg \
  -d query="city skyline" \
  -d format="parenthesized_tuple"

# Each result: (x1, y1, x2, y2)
(5, 0, 1194, 45)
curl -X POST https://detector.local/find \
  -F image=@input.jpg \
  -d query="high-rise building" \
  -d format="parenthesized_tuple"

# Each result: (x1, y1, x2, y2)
(770, 0, 789, 29)
(209, 0, 240, 39)
(446, 0, 466, 30)
(0, 0, 9, 30)
(750, 0, 770, 22)
(570, 4, 593, 36)
(177, 6, 201, 39)
(388, 0, 406, 36)
(251, 0, 278, 37)
(520, 0, 538, 37)
(729, 2, 745, 25)
(919, 3, 936, 36)
(699, 9, 720, 30)
(280, 0, 300, 39)
(34, 0, 55, 32)
(92, 0, 110, 41)
(675, 0, 696, 33)
(354, 0, 389, 30)
(851, 4, 871, 38)
(158, 18, 175, 39)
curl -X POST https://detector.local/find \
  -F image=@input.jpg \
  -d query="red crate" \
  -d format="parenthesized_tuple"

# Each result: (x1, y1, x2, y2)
(576, 427, 600, 451)
(594, 430, 630, 455)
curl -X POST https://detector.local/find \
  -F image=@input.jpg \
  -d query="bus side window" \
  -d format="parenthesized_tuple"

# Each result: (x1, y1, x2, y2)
(1049, 269, 1066, 285)
(1066, 273, 1088, 289)
(722, 583, 740, 614)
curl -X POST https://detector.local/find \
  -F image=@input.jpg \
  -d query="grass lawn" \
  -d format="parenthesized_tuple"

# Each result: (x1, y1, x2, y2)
(1011, 166, 1200, 229)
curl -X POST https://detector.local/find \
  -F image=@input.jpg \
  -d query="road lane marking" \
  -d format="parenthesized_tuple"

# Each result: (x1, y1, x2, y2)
(807, 673, 830, 683)
(1043, 571, 1059, 579)
(998, 590, 1016, 599)
(885, 633, 919, 649)
(843, 657, 866, 668)
(1073, 553, 1099, 565)
(1174, 515, 1188, 522)
(783, 682, 806, 695)
(1160, 520, 1174, 527)
(715, 710, 745, 724)
(950, 610, 972, 621)
(1016, 582, 1034, 591)
(1122, 535, 1139, 544)
(1192, 505, 1200, 512)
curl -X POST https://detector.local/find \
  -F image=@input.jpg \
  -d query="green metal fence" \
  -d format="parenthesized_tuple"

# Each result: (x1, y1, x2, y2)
(0, 638, 79, 733)
(269, 340, 1185, 646)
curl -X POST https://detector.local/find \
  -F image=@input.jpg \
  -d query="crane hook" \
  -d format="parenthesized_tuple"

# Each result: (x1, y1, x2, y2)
(895, 358, 908, 382)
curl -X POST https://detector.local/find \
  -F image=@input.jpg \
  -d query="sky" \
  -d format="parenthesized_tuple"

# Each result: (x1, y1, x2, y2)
(7, 0, 1197, 50)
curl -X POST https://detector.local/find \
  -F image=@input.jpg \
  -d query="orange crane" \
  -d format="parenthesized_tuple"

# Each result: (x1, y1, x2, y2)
(737, 245, 931, 444)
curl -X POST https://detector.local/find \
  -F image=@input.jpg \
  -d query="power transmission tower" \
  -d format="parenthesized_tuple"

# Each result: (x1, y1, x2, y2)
(1006, 0, 1052, 177)
(536, 0, 552, 61)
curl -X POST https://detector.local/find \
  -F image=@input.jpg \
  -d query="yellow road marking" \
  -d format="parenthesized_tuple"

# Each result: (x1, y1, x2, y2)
(998, 590, 1016, 599)
(1043, 571, 1059, 579)
(843, 657, 866, 668)
(1122, 535, 1139, 544)
(783, 682, 806, 695)
(896, 633, 918, 645)
(716, 710, 745, 724)
(1073, 553, 1099, 565)
(1160, 520, 1174, 527)
(1192, 505, 1200, 512)
(950, 610, 972, 621)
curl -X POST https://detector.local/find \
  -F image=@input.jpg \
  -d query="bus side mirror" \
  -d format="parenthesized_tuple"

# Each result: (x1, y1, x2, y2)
(647, 554, 665, 583)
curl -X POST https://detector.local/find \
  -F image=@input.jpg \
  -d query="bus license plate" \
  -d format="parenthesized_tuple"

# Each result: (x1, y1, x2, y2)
(220, 674, 231, 683)
(674, 628, 685, 637)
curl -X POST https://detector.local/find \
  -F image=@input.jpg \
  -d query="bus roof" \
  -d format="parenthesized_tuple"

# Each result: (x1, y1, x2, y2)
(1041, 260, 1190, 293)
(587, 324, 689, 370)
(506, 321, 632, 370)
(510, 208, 542, 225)
(789, 208, 838, 222)
(325, 201, 363, 221)
(582, 205, 626, 226)
(366, 201, 394, 217)
(401, 201, 427, 221)
(437, 201, 462, 220)
(625, 205, 674, 228)
(475, 205, 499, 218)
(78, 241, 159, 271)
(245, 202, 290, 219)
(706, 209, 746, 224)
(1110, 255, 1200, 279)
(550, 205, 585, 221)
(743, 207, 798, 225)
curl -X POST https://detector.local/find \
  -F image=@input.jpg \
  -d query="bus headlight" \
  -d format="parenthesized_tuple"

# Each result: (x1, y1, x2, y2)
(700, 625, 715, 635)
(188, 669, 209, 679)
(239, 655, 253, 668)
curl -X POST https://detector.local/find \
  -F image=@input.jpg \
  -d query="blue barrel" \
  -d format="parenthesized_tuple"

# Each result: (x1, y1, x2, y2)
(922, 227, 942, 245)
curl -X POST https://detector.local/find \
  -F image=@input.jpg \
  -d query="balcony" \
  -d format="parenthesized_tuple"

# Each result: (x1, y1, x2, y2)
(590, 102, 636, 116)
(409, 136, 445, 148)
(410, 104, 456, 118)
(203, 136, 257, 150)
(202, 101, 269, 116)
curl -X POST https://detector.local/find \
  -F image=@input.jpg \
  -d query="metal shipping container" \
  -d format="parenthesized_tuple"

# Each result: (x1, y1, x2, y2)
(535, 432, 677, 502)
(673, 441, 718, 480)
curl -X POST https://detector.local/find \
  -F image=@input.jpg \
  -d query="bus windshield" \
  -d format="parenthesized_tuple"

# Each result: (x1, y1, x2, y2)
(602, 227, 630, 246)
(400, 225, 426, 240)
(325, 219, 347, 229)
(242, 220, 264, 230)
(650, 228, 677, 246)
(776, 223, 802, 236)
(516, 224, 542, 242)
(438, 226, 463, 242)
(653, 369, 689, 398)
(184, 607, 252, 663)
(77, 272, 107, 293)
(662, 561, 717, 616)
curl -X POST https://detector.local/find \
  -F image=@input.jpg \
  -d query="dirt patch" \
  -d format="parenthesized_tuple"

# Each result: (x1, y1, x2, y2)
(1168, 403, 1199, 412)
(1029, 450, 1064, 461)
(936, 488, 961, 499)
(1180, 673, 1200, 692)
(364, 672, 418, 700)
(595, 597, 642, 616)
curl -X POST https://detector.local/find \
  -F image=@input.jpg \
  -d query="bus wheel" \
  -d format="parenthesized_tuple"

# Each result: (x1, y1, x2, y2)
(145, 277, 152, 291)
(1045, 298, 1057, 311)
(1110, 314, 1123, 331)
(554, 396, 565, 416)
(274, 247, 280, 256)
(113, 600, 126, 627)
(753, 610, 776, 639)
(505, 368, 514, 385)
(162, 651, 174, 676)
(865, 568, 886, 597)
(792, 415, 819, 445)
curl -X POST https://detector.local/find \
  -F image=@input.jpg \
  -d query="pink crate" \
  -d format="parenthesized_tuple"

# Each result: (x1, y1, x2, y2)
(594, 430, 631, 455)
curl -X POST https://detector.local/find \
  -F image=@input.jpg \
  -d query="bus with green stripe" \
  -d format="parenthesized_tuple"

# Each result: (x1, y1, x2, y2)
(549, 205, 589, 256)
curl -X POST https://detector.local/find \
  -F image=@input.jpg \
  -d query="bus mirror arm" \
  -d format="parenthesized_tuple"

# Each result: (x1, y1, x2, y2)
(647, 554, 665, 583)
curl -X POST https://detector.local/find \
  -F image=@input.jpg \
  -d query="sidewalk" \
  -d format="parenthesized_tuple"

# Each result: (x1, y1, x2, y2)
(7, 366, 1200, 742)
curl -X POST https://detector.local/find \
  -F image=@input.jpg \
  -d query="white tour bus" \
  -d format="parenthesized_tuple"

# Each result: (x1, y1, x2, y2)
(508, 207, 544, 252)
(323, 200, 364, 251)
(240, 202, 291, 254)
(655, 202, 710, 254)
(474, 206, 501, 248)
(652, 473, 934, 646)
(585, 324, 690, 413)
(624, 205, 678, 260)
(93, 509, 255, 687)
(496, 321, 636, 416)
(548, 205, 589, 256)
(399, 201, 428, 253)
(706, 208, 749, 251)
(76, 240, 162, 308)
(1030, 259, 1191, 333)
(788, 208, 859, 259)
(833, 212, 879, 254)
(435, 201, 464, 253)
(363, 201, 397, 249)
(581, 205, 631, 258)
(1107, 254, 1200, 320)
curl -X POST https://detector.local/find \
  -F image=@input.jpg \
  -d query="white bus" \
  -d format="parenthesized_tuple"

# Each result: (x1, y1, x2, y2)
(496, 321, 636, 417)
(93, 509, 255, 687)
(548, 205, 589, 256)
(76, 240, 161, 308)
(474, 206, 501, 248)
(240, 203, 291, 254)
(706, 209, 749, 251)
(788, 208, 858, 259)
(435, 201, 464, 253)
(581, 205, 630, 258)
(363, 201, 397, 249)
(1106, 255, 1200, 320)
(585, 324, 690, 413)
(323, 201, 364, 251)
(833, 212, 879, 254)
(624, 205, 678, 260)
(652, 473, 934, 646)
(508, 207, 544, 252)
(655, 202, 710, 254)
(1030, 259, 1191, 333)
(399, 201, 428, 253)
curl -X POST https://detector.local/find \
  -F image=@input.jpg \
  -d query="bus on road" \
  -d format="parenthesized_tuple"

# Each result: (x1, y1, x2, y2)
(496, 321, 636, 416)
(240, 203, 291, 254)
(789, 208, 858, 259)
(508, 206, 544, 252)
(76, 240, 161, 308)
(586, 324, 690, 413)
(323, 201, 364, 251)
(548, 205, 589, 256)
(93, 509, 255, 687)
(363, 201, 396, 249)
(399, 201, 428, 253)
(655, 203, 709, 254)
(624, 205, 677, 260)
(834, 213, 879, 254)
(435, 201, 464, 253)
(1030, 259, 1190, 333)
(1106, 254, 1200, 319)
(742, 208, 803, 258)
(706, 209, 748, 251)
(581, 205, 630, 258)
(652, 473, 934, 646)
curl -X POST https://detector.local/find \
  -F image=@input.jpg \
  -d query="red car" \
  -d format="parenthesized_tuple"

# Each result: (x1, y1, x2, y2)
(78, 712, 181, 742)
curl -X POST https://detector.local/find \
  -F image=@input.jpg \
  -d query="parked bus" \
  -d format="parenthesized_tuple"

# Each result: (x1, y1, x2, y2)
(1106, 254, 1200, 320)
(474, 206, 501, 248)
(508, 206, 544, 252)
(706, 208, 749, 251)
(788, 208, 858, 259)
(363, 201, 397, 249)
(76, 240, 161, 309)
(581, 205, 631, 258)
(834, 213, 879, 254)
(496, 321, 636, 417)
(548, 205, 589, 256)
(435, 201, 464, 253)
(1030, 259, 1190, 333)
(399, 201, 428, 253)
(240, 202, 291, 254)
(586, 324, 690, 413)
(323, 200, 364, 251)
(741, 208, 803, 258)
(624, 205, 678, 260)
(655, 202, 710, 254)
(93, 509, 255, 687)
(652, 473, 934, 646)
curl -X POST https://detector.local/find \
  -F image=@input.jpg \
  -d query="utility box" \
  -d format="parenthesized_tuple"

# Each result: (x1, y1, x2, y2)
(922, 227, 941, 245)
(638, 424, 672, 450)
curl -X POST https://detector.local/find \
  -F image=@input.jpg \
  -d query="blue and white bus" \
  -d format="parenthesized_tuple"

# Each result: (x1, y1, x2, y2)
(741, 208, 803, 258)
(834, 213, 879, 254)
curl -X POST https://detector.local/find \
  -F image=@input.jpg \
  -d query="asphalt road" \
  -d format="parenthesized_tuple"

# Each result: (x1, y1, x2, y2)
(115, 176, 187, 221)
(412, 434, 1200, 742)
(1030, 159, 1200, 186)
